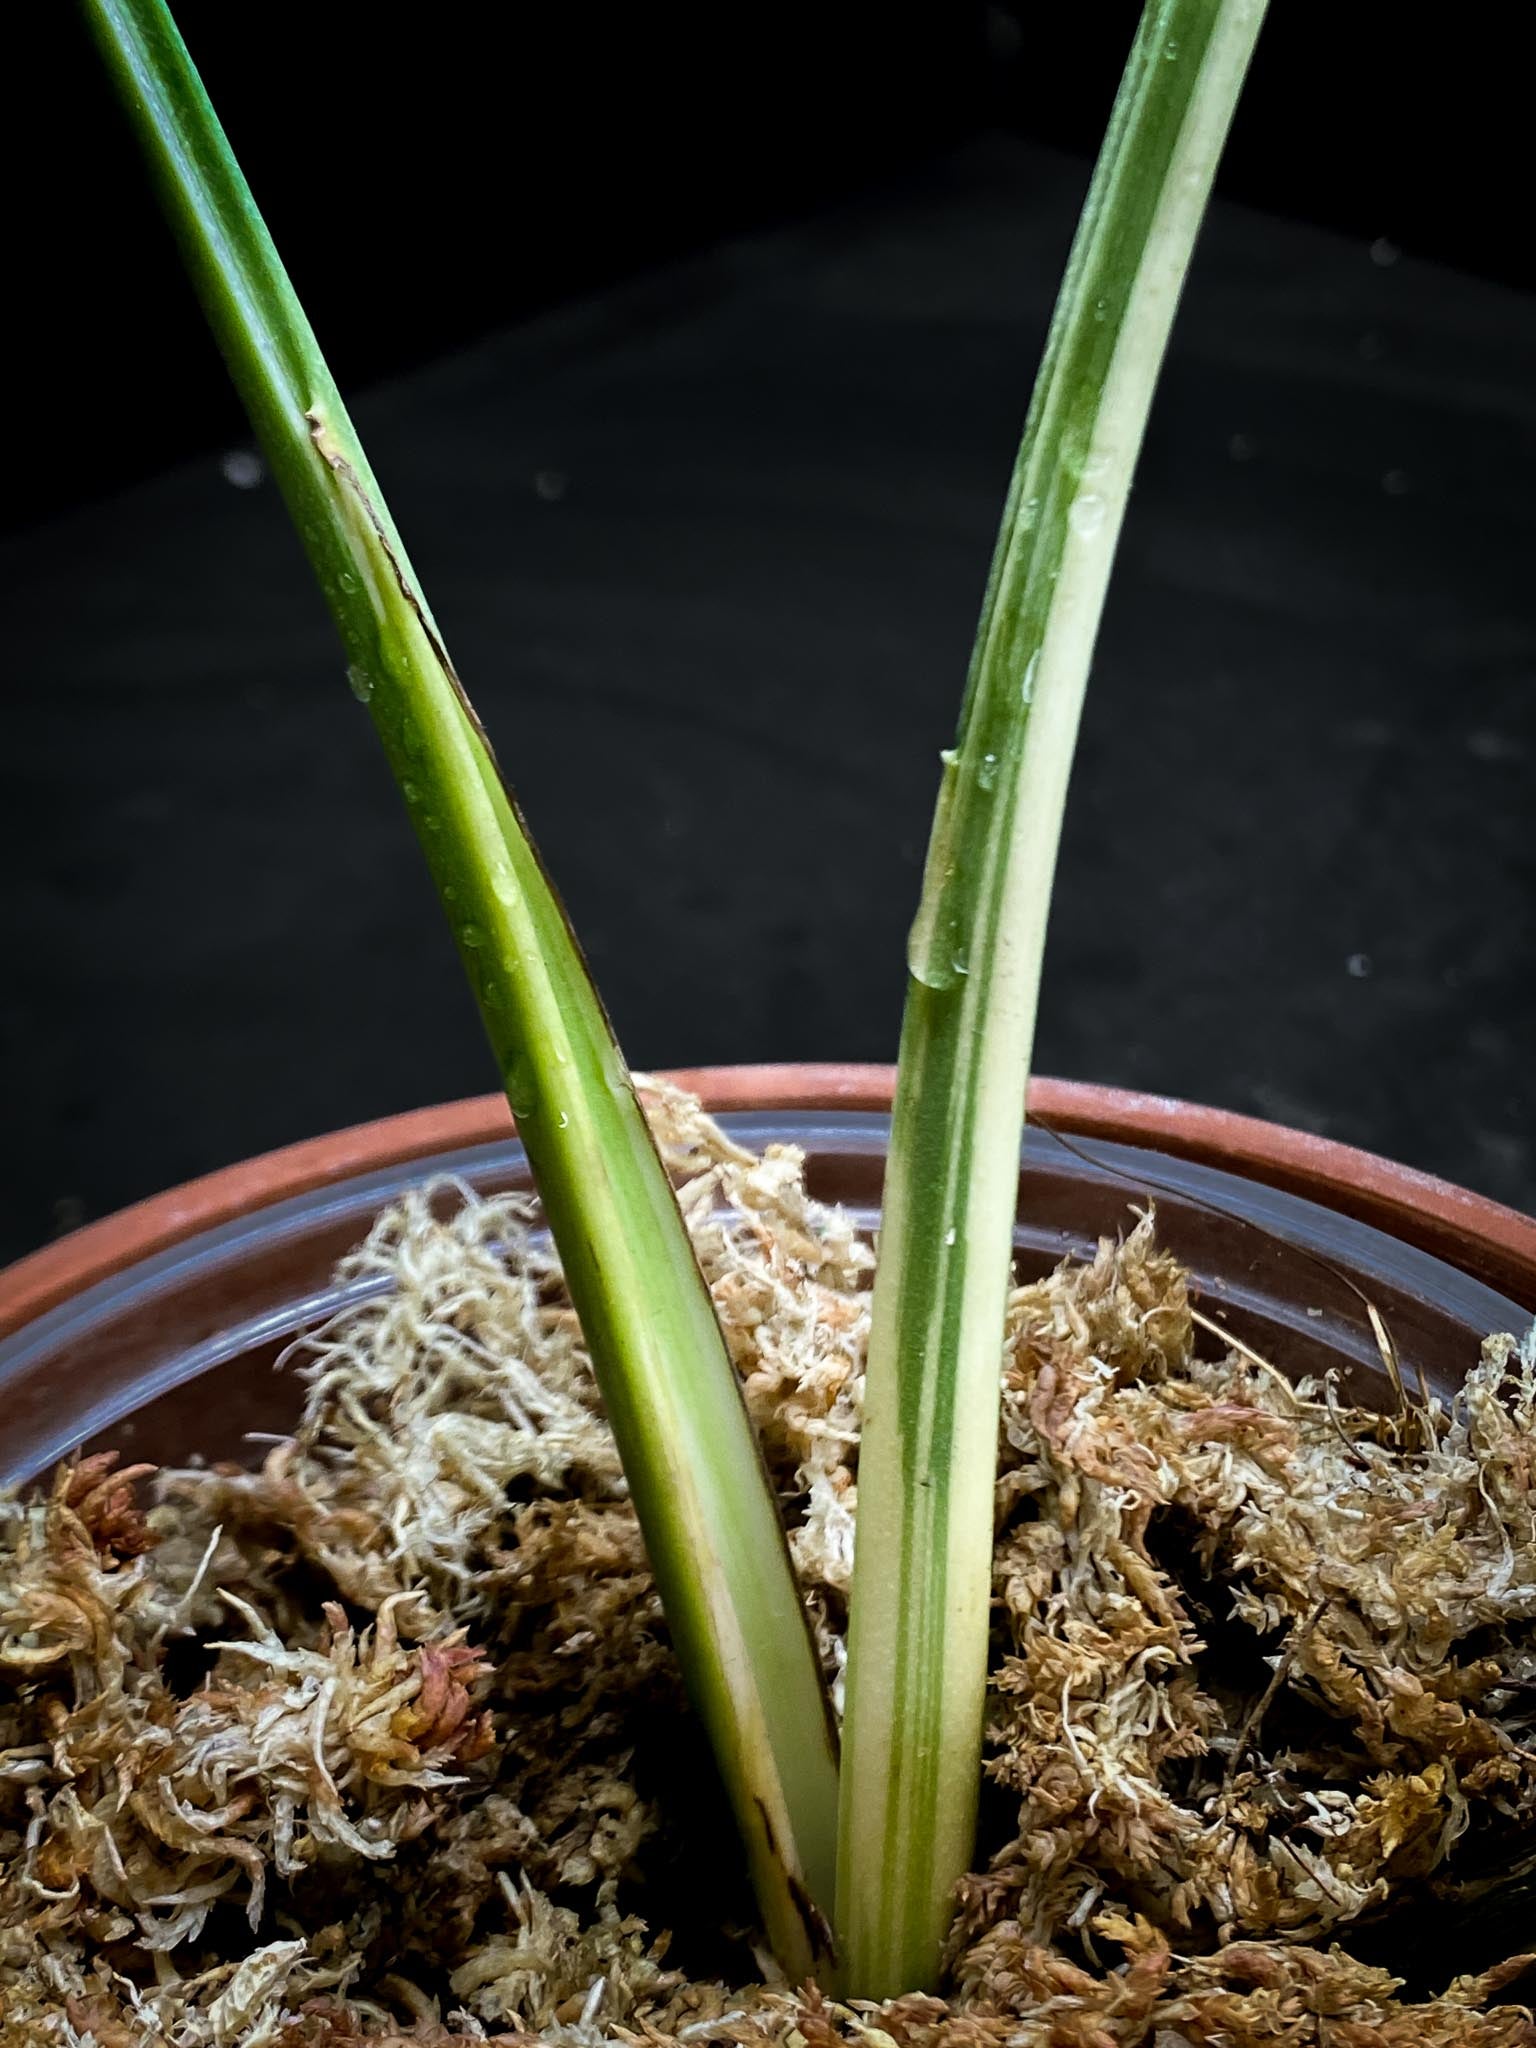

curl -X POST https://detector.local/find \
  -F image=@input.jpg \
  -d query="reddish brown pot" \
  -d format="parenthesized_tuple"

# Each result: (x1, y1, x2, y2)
(4, 1064, 1533, 1336)
(0, 1063, 1532, 1485)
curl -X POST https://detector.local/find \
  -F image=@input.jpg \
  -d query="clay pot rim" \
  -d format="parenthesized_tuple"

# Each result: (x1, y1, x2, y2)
(2, 1062, 1533, 1342)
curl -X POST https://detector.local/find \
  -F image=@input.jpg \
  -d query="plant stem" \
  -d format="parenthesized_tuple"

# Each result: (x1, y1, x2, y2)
(83, 0, 839, 1977)
(836, 0, 1268, 1998)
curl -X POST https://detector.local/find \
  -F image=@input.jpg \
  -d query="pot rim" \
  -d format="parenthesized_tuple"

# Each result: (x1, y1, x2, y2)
(2, 1063, 1533, 1340)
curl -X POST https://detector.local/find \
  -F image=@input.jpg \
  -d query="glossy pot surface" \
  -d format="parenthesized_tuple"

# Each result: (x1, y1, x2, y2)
(1, 1067, 1531, 1487)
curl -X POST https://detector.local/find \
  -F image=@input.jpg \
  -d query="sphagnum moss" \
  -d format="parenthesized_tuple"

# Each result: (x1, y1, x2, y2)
(4, 1082, 1536, 2046)
(78, 1, 1275, 1982)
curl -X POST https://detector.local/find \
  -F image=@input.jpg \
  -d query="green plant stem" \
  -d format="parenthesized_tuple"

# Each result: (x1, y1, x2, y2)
(836, 0, 1268, 1999)
(83, 0, 839, 1978)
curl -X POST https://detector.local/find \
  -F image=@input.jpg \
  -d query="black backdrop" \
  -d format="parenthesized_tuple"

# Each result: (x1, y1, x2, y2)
(3, 5, 1534, 1260)
(12, 5, 1534, 524)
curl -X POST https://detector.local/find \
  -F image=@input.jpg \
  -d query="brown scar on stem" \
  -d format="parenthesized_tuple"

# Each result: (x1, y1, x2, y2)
(304, 405, 503, 772)
(752, 1793, 837, 1975)
(301, 413, 710, 1150)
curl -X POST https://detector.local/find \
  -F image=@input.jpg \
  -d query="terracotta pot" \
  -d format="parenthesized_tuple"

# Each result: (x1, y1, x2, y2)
(0, 1062, 1532, 1486)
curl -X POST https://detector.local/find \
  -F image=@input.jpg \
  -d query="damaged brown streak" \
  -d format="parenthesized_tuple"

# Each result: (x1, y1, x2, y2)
(4, 1080, 1536, 2044)
(304, 408, 501, 769)
(753, 1792, 835, 1978)
(302, 405, 613, 994)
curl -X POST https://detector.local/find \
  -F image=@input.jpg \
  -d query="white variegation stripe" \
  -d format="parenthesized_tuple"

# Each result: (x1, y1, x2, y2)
(837, 0, 1269, 1997)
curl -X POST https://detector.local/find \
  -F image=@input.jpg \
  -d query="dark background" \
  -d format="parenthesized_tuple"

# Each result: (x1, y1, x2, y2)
(2, 4, 1533, 1261)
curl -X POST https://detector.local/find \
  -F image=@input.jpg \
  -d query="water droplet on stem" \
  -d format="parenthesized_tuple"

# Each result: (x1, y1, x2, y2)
(505, 1054, 538, 1119)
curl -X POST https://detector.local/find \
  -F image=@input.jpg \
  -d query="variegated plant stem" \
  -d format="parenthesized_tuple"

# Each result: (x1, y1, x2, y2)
(836, 0, 1268, 1998)
(83, 0, 839, 1978)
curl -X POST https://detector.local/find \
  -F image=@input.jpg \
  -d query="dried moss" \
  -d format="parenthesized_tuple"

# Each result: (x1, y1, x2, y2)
(4, 1081, 1536, 2045)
